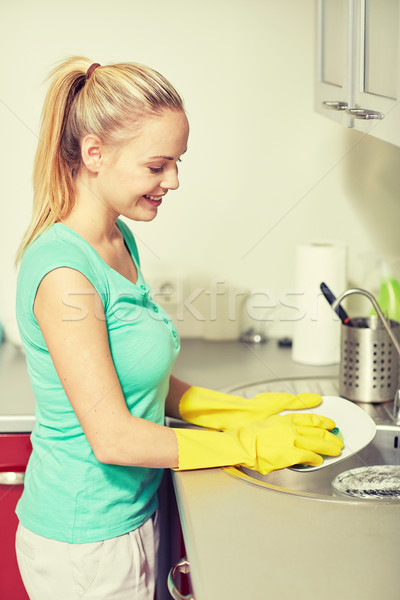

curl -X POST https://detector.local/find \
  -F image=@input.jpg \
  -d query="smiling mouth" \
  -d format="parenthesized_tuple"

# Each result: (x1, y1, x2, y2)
(143, 195, 164, 206)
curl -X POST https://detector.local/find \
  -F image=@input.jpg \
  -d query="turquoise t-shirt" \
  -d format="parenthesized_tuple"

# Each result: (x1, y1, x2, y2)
(16, 220, 180, 543)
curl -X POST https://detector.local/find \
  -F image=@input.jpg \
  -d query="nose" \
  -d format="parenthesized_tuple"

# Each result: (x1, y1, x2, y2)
(161, 165, 179, 191)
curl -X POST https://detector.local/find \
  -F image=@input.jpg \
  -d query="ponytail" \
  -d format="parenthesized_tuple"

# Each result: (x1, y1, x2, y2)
(16, 56, 184, 263)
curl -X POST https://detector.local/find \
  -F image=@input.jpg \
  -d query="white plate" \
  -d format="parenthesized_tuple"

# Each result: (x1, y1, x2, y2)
(281, 395, 376, 472)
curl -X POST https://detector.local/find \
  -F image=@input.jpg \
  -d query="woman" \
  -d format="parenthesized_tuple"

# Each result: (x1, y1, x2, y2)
(15, 57, 343, 599)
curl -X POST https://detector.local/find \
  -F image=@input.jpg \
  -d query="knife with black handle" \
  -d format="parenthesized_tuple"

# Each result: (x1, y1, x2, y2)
(320, 282, 351, 325)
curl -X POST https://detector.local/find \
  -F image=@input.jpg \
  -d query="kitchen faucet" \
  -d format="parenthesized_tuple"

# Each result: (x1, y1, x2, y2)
(331, 288, 400, 424)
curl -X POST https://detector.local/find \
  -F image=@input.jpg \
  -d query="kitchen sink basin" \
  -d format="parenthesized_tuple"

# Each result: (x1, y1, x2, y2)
(224, 377, 400, 502)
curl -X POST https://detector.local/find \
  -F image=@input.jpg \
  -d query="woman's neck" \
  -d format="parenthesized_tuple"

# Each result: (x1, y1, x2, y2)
(61, 175, 119, 246)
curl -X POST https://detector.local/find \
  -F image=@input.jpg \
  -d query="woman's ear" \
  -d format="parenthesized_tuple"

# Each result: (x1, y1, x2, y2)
(81, 134, 103, 173)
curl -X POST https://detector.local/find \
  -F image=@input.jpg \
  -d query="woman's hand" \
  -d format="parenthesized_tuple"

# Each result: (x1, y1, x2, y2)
(174, 412, 344, 473)
(177, 385, 323, 431)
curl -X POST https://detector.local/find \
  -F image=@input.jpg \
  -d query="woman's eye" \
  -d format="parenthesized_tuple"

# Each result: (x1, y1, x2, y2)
(149, 159, 182, 175)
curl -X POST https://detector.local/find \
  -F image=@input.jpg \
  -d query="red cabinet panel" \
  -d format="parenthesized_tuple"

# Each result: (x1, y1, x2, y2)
(0, 433, 32, 600)
(0, 434, 32, 471)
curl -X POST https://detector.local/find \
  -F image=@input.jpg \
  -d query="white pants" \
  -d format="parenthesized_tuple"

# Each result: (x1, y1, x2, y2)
(15, 514, 159, 600)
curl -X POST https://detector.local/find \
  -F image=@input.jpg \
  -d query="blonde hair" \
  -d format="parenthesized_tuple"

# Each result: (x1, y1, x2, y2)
(16, 56, 184, 262)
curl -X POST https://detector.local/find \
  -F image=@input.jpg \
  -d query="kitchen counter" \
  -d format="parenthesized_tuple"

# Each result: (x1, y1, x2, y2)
(172, 338, 339, 391)
(171, 339, 400, 600)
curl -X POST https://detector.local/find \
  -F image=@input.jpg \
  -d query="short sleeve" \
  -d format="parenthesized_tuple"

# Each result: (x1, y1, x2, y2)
(16, 236, 109, 348)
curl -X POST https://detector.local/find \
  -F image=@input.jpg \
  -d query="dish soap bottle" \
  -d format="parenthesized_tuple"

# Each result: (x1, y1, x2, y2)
(370, 259, 400, 321)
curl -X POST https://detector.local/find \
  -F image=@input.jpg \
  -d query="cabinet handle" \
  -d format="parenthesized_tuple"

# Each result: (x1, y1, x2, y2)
(0, 472, 25, 485)
(346, 108, 383, 120)
(321, 101, 348, 111)
(167, 558, 195, 600)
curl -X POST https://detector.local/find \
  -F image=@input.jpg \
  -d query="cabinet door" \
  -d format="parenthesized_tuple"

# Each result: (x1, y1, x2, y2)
(0, 433, 32, 600)
(351, 0, 400, 145)
(315, 0, 354, 125)
(0, 474, 29, 600)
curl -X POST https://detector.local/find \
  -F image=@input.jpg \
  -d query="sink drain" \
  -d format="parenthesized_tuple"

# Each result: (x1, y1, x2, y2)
(332, 466, 400, 499)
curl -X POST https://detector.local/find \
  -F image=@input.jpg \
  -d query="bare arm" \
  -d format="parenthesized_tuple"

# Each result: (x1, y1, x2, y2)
(165, 375, 191, 420)
(34, 267, 179, 468)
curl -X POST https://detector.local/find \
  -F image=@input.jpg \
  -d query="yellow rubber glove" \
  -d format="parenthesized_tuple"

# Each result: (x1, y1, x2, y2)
(173, 413, 344, 473)
(178, 386, 323, 431)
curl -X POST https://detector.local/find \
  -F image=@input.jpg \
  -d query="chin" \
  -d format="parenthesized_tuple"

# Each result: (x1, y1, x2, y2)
(127, 207, 159, 222)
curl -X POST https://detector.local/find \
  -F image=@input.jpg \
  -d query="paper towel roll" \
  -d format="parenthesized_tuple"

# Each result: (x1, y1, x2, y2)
(292, 241, 347, 365)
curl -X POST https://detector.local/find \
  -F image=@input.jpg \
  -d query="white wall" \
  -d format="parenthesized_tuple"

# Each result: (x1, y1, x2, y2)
(1, 0, 400, 339)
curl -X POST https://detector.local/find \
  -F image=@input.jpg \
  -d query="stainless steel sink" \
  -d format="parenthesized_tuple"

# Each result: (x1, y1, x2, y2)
(224, 377, 400, 502)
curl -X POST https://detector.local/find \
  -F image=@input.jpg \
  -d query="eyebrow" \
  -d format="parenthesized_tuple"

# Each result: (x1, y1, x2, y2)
(149, 155, 174, 160)
(148, 149, 188, 160)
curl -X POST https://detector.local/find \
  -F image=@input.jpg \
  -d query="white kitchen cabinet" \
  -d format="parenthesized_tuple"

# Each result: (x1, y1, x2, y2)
(315, 0, 353, 126)
(315, 0, 400, 147)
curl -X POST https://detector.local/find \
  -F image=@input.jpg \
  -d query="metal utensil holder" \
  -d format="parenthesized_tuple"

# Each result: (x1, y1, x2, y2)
(332, 288, 400, 404)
